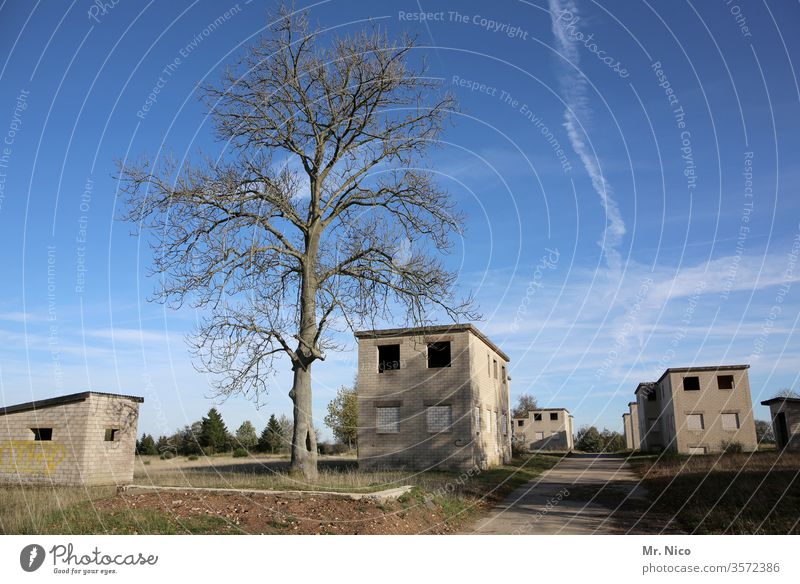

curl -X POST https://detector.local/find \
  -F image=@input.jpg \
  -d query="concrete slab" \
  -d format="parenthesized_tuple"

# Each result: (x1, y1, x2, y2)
(121, 483, 413, 502)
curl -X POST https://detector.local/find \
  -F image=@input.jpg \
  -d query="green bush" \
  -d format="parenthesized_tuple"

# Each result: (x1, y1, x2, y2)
(232, 448, 248, 458)
(722, 440, 743, 454)
(187, 455, 198, 461)
(159, 451, 175, 460)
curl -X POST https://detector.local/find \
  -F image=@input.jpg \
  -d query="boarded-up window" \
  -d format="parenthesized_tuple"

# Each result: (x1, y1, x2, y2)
(376, 407, 400, 433)
(688, 446, 707, 455)
(686, 414, 704, 431)
(378, 344, 400, 372)
(534, 431, 544, 440)
(501, 414, 508, 436)
(717, 375, 734, 390)
(722, 413, 740, 430)
(427, 405, 452, 432)
(474, 406, 481, 434)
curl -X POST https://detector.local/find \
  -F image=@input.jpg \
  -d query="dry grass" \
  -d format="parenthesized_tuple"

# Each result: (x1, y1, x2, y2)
(0, 484, 116, 534)
(133, 454, 458, 493)
(630, 451, 800, 534)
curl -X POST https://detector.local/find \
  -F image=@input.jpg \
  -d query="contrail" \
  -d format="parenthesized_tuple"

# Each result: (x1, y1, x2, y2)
(549, 0, 626, 271)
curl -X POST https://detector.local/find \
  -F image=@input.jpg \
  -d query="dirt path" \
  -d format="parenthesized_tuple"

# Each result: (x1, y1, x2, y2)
(467, 454, 657, 534)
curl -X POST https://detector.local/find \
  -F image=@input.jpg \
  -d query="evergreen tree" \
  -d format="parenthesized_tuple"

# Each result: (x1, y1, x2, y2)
(258, 415, 285, 454)
(138, 433, 158, 455)
(235, 420, 258, 451)
(154, 435, 169, 453)
(200, 408, 230, 453)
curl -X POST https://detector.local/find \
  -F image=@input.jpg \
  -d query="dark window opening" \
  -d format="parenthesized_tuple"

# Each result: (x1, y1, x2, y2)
(378, 344, 401, 372)
(427, 341, 451, 368)
(647, 390, 657, 401)
(104, 428, 119, 442)
(517, 420, 524, 427)
(501, 366, 507, 384)
(550, 412, 558, 421)
(683, 376, 701, 391)
(31, 428, 52, 441)
(717, 375, 734, 390)
(493, 359, 498, 379)
(533, 413, 542, 421)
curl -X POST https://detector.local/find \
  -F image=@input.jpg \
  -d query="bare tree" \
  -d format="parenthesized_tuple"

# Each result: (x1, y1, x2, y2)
(118, 5, 475, 479)
(511, 393, 538, 418)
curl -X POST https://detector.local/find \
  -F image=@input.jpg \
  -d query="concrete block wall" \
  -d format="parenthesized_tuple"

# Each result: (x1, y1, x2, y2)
(0, 401, 90, 485)
(0, 393, 141, 486)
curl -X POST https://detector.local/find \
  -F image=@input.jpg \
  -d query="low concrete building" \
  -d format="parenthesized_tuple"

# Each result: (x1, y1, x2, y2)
(634, 365, 758, 454)
(513, 408, 574, 451)
(622, 401, 640, 450)
(0, 391, 143, 485)
(356, 324, 512, 471)
(761, 397, 800, 451)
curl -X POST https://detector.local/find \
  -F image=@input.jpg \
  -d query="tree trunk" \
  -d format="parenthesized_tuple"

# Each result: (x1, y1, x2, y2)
(290, 363, 318, 480)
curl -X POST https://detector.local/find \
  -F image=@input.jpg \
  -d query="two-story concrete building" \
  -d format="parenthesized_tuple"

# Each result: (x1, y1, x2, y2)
(0, 391, 143, 485)
(513, 408, 574, 451)
(356, 324, 512, 471)
(634, 365, 758, 454)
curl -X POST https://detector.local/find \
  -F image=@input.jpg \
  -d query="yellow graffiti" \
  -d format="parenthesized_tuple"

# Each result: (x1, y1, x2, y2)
(0, 441, 66, 475)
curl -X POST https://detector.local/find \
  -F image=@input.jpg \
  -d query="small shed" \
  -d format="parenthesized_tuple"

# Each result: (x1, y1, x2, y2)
(0, 391, 143, 485)
(760, 397, 800, 451)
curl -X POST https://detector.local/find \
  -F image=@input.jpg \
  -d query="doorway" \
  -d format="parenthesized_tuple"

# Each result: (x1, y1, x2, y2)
(775, 412, 789, 449)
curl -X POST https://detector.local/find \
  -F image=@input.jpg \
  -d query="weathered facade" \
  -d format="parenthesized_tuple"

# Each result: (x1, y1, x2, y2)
(634, 365, 758, 454)
(513, 408, 574, 451)
(0, 392, 143, 485)
(356, 324, 512, 471)
(761, 397, 800, 451)
(622, 401, 640, 450)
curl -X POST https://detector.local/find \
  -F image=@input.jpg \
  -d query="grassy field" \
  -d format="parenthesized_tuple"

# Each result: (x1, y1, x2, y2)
(630, 450, 800, 534)
(0, 453, 560, 534)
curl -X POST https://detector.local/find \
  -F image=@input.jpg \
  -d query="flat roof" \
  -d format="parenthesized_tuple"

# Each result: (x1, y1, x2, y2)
(354, 323, 510, 362)
(0, 391, 144, 417)
(761, 397, 800, 406)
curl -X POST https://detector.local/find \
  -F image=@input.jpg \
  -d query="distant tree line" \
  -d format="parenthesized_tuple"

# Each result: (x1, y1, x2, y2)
(575, 426, 626, 453)
(135, 407, 293, 457)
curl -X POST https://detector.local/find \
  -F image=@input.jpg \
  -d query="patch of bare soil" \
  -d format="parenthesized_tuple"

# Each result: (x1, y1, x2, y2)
(95, 490, 459, 535)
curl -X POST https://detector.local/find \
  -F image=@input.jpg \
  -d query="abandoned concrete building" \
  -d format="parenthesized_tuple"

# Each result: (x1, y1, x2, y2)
(0, 391, 143, 485)
(355, 324, 512, 471)
(761, 396, 800, 451)
(622, 401, 640, 450)
(513, 408, 574, 451)
(634, 365, 758, 454)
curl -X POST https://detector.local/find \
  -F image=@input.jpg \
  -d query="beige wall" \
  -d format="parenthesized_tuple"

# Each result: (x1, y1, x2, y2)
(0, 394, 141, 485)
(513, 409, 573, 451)
(357, 328, 511, 471)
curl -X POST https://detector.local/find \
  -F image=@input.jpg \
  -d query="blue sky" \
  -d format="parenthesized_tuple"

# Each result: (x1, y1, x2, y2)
(0, 0, 798, 439)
